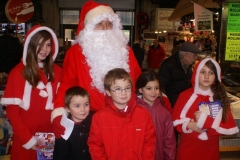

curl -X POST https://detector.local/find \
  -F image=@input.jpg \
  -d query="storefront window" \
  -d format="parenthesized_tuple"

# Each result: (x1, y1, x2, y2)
(116, 11, 134, 26)
(60, 10, 79, 24)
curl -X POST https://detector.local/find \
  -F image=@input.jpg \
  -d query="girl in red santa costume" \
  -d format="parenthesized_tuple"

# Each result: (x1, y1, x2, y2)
(0, 25, 62, 160)
(172, 58, 239, 160)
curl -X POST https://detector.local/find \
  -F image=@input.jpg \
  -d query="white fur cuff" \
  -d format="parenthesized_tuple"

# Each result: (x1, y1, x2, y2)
(198, 132, 208, 140)
(22, 136, 37, 149)
(51, 107, 68, 122)
(196, 111, 208, 129)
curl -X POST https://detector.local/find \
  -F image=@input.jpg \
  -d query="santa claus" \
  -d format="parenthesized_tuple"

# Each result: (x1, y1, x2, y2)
(51, 0, 141, 138)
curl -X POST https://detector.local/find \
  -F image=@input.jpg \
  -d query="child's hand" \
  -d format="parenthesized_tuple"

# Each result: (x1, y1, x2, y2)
(187, 121, 204, 133)
(31, 144, 36, 150)
(194, 111, 201, 121)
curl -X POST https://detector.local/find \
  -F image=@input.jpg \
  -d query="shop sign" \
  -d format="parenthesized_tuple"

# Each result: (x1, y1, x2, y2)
(225, 3, 240, 61)
(193, 2, 213, 32)
(5, 0, 34, 24)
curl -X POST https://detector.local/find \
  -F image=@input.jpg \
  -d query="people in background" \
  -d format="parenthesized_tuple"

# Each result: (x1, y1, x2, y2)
(147, 39, 166, 72)
(132, 40, 145, 69)
(53, 86, 94, 160)
(0, 25, 62, 160)
(0, 28, 23, 73)
(88, 68, 156, 159)
(136, 70, 176, 160)
(51, 0, 141, 139)
(171, 39, 185, 56)
(158, 42, 202, 107)
(172, 58, 239, 160)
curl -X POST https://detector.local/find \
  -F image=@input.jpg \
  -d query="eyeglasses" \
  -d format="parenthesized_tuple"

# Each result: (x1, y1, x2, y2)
(111, 86, 131, 94)
(95, 21, 113, 30)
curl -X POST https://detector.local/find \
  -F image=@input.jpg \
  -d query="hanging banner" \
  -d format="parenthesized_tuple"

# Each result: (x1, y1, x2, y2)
(225, 3, 240, 61)
(193, 2, 213, 32)
(5, 0, 34, 24)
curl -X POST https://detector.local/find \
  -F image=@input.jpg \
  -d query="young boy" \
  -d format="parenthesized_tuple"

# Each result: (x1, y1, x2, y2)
(88, 68, 156, 160)
(53, 86, 94, 160)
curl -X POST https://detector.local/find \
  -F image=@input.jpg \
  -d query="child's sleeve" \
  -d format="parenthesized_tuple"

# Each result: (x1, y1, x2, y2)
(196, 108, 239, 136)
(53, 138, 69, 160)
(141, 112, 156, 160)
(163, 112, 176, 160)
(87, 113, 107, 160)
(6, 105, 37, 149)
(172, 93, 193, 134)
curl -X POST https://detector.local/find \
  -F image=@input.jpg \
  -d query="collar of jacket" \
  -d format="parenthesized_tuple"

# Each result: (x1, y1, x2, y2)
(104, 92, 137, 118)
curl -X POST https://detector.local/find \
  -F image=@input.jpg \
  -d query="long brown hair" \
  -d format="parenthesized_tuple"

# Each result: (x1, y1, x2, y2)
(206, 60, 230, 122)
(23, 30, 54, 87)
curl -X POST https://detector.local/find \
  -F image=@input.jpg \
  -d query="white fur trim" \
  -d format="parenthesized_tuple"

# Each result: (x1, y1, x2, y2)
(85, 5, 114, 25)
(45, 82, 53, 110)
(198, 132, 208, 140)
(22, 136, 37, 149)
(22, 81, 32, 110)
(23, 26, 58, 65)
(196, 111, 208, 129)
(215, 126, 239, 135)
(182, 120, 193, 133)
(180, 94, 198, 118)
(51, 107, 68, 122)
(37, 82, 45, 90)
(173, 118, 191, 126)
(0, 98, 22, 106)
(56, 82, 60, 94)
(39, 90, 48, 97)
(211, 108, 222, 129)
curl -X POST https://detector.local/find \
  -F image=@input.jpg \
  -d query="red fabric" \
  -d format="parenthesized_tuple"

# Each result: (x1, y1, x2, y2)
(147, 45, 166, 69)
(52, 116, 65, 139)
(76, 0, 109, 35)
(172, 89, 237, 160)
(136, 97, 176, 160)
(54, 44, 141, 112)
(162, 95, 173, 113)
(88, 93, 156, 160)
(3, 63, 62, 160)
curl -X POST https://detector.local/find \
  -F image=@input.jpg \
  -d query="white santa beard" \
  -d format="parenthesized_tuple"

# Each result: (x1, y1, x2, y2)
(78, 29, 130, 93)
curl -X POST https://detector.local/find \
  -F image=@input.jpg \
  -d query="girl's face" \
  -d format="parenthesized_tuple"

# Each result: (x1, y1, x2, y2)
(66, 95, 90, 123)
(106, 79, 132, 110)
(37, 38, 51, 61)
(198, 64, 216, 90)
(139, 80, 159, 106)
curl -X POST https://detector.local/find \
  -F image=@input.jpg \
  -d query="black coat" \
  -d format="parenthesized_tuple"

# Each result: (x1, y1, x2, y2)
(53, 111, 95, 160)
(132, 43, 144, 68)
(0, 34, 23, 73)
(158, 52, 193, 107)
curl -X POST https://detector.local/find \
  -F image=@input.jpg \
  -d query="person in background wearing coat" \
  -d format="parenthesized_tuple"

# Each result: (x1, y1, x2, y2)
(158, 42, 202, 108)
(0, 28, 23, 73)
(88, 68, 156, 160)
(132, 40, 145, 69)
(147, 39, 166, 73)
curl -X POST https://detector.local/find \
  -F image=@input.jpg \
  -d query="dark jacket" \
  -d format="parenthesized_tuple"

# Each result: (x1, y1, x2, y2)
(53, 111, 95, 160)
(0, 34, 23, 73)
(132, 43, 144, 68)
(136, 96, 176, 160)
(157, 52, 193, 107)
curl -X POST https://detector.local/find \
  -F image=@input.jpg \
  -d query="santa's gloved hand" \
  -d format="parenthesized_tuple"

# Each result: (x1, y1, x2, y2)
(52, 116, 65, 139)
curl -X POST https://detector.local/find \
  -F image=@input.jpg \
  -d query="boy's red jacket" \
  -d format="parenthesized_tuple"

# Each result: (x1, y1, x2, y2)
(88, 93, 156, 160)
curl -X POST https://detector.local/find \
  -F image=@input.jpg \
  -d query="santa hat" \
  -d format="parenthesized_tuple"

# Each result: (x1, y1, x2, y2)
(180, 58, 222, 140)
(23, 25, 59, 66)
(76, 0, 114, 35)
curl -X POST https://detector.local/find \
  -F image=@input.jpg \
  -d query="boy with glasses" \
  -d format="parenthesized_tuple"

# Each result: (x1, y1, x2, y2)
(88, 68, 156, 160)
